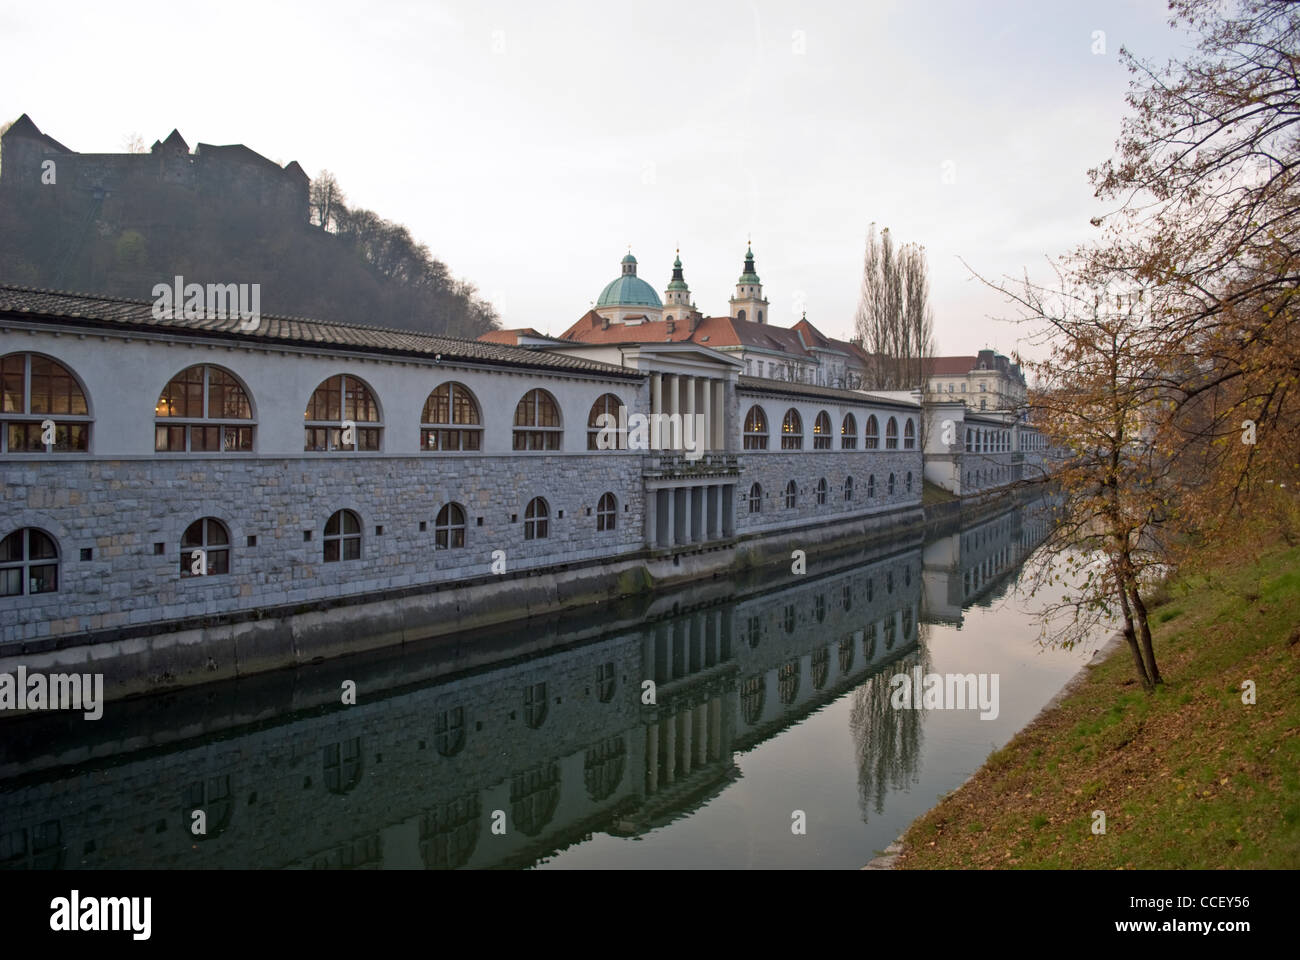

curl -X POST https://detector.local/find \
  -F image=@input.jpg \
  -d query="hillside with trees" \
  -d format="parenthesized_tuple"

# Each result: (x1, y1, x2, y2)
(0, 124, 500, 339)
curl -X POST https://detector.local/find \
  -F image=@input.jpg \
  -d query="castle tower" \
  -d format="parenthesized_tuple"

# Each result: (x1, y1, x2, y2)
(728, 244, 768, 324)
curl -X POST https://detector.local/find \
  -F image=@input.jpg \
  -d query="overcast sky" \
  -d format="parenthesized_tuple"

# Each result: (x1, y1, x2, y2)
(2, 0, 1191, 360)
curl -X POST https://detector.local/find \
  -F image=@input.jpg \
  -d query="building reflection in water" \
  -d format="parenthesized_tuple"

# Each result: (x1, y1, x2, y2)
(0, 496, 1054, 869)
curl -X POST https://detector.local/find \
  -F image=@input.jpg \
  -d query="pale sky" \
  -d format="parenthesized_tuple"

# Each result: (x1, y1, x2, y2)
(1, 0, 1190, 361)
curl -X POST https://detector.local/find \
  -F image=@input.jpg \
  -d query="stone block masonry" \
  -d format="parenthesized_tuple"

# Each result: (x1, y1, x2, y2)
(1, 453, 645, 646)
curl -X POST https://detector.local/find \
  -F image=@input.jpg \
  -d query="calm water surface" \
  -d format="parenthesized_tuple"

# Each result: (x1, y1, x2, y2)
(0, 495, 1101, 869)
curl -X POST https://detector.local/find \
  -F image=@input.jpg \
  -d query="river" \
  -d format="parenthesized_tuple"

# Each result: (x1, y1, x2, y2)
(0, 493, 1103, 869)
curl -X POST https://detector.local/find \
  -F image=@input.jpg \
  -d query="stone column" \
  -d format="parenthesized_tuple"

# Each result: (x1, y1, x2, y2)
(665, 374, 679, 450)
(722, 484, 735, 537)
(680, 485, 692, 546)
(700, 378, 712, 453)
(646, 722, 659, 794)
(713, 380, 727, 451)
(680, 708, 692, 776)
(651, 373, 662, 419)
(706, 484, 720, 540)
(684, 375, 696, 458)
(694, 702, 707, 766)
(709, 696, 722, 762)
(646, 486, 658, 548)
(664, 488, 676, 548)
(663, 716, 676, 786)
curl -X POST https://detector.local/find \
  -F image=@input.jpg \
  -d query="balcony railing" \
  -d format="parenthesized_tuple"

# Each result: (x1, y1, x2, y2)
(643, 452, 740, 478)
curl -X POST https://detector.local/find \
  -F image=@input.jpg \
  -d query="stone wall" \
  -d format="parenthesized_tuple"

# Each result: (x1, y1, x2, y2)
(1, 453, 645, 645)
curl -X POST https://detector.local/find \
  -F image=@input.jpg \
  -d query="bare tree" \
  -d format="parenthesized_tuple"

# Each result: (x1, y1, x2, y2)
(122, 133, 147, 154)
(854, 223, 935, 390)
(309, 170, 346, 232)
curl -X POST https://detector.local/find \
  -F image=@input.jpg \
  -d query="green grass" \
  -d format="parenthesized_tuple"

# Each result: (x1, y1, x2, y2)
(897, 537, 1300, 869)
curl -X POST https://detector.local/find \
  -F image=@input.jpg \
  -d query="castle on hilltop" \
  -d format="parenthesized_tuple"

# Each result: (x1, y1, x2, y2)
(0, 114, 309, 218)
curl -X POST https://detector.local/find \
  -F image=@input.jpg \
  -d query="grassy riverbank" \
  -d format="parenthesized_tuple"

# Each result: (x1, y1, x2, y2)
(896, 536, 1300, 869)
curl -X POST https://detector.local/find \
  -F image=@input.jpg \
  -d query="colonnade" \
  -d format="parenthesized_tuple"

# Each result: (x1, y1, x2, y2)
(645, 482, 735, 547)
(648, 373, 727, 452)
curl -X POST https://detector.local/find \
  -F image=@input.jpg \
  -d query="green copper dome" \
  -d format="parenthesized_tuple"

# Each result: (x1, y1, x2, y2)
(597, 251, 663, 308)
(597, 275, 663, 307)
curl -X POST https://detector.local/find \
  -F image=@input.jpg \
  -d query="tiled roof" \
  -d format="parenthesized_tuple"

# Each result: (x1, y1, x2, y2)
(558, 311, 818, 358)
(477, 327, 545, 345)
(737, 375, 919, 409)
(0, 284, 642, 380)
(924, 356, 979, 376)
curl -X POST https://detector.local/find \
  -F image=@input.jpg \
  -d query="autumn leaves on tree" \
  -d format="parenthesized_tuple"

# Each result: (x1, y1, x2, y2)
(993, 0, 1300, 690)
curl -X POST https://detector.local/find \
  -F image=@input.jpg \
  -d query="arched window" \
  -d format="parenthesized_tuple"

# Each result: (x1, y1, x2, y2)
(513, 389, 561, 450)
(781, 409, 802, 449)
(0, 528, 58, 596)
(305, 375, 380, 451)
(904, 419, 916, 449)
(435, 707, 465, 757)
(812, 647, 829, 689)
(839, 635, 855, 674)
(586, 393, 624, 450)
(867, 474, 876, 498)
(584, 736, 626, 802)
(421, 382, 481, 451)
(596, 492, 617, 531)
(864, 623, 877, 660)
(737, 309, 746, 322)
(323, 738, 363, 795)
(844, 476, 854, 501)
(964, 427, 972, 452)
(435, 503, 466, 549)
(180, 518, 230, 576)
(524, 497, 549, 539)
(511, 762, 560, 837)
(906, 471, 913, 494)
(885, 417, 899, 449)
(865, 415, 879, 449)
(596, 662, 616, 702)
(778, 660, 800, 704)
(816, 477, 828, 505)
(156, 365, 253, 452)
(888, 472, 896, 495)
(741, 675, 765, 726)
(743, 405, 768, 450)
(324, 509, 361, 562)
(748, 482, 762, 513)
(1, 353, 90, 453)
(841, 413, 858, 449)
(523, 682, 548, 729)
(784, 480, 797, 509)
(812, 410, 832, 449)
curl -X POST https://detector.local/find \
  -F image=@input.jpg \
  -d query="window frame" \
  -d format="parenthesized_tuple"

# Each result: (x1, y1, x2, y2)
(1, 353, 92, 455)
(420, 382, 482, 452)
(304, 375, 382, 452)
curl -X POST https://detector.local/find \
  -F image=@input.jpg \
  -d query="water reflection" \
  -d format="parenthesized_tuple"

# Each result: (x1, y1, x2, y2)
(0, 495, 1056, 870)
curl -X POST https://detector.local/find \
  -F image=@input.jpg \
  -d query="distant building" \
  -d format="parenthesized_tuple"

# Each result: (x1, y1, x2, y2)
(561, 247, 874, 389)
(0, 113, 309, 218)
(923, 350, 1027, 413)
